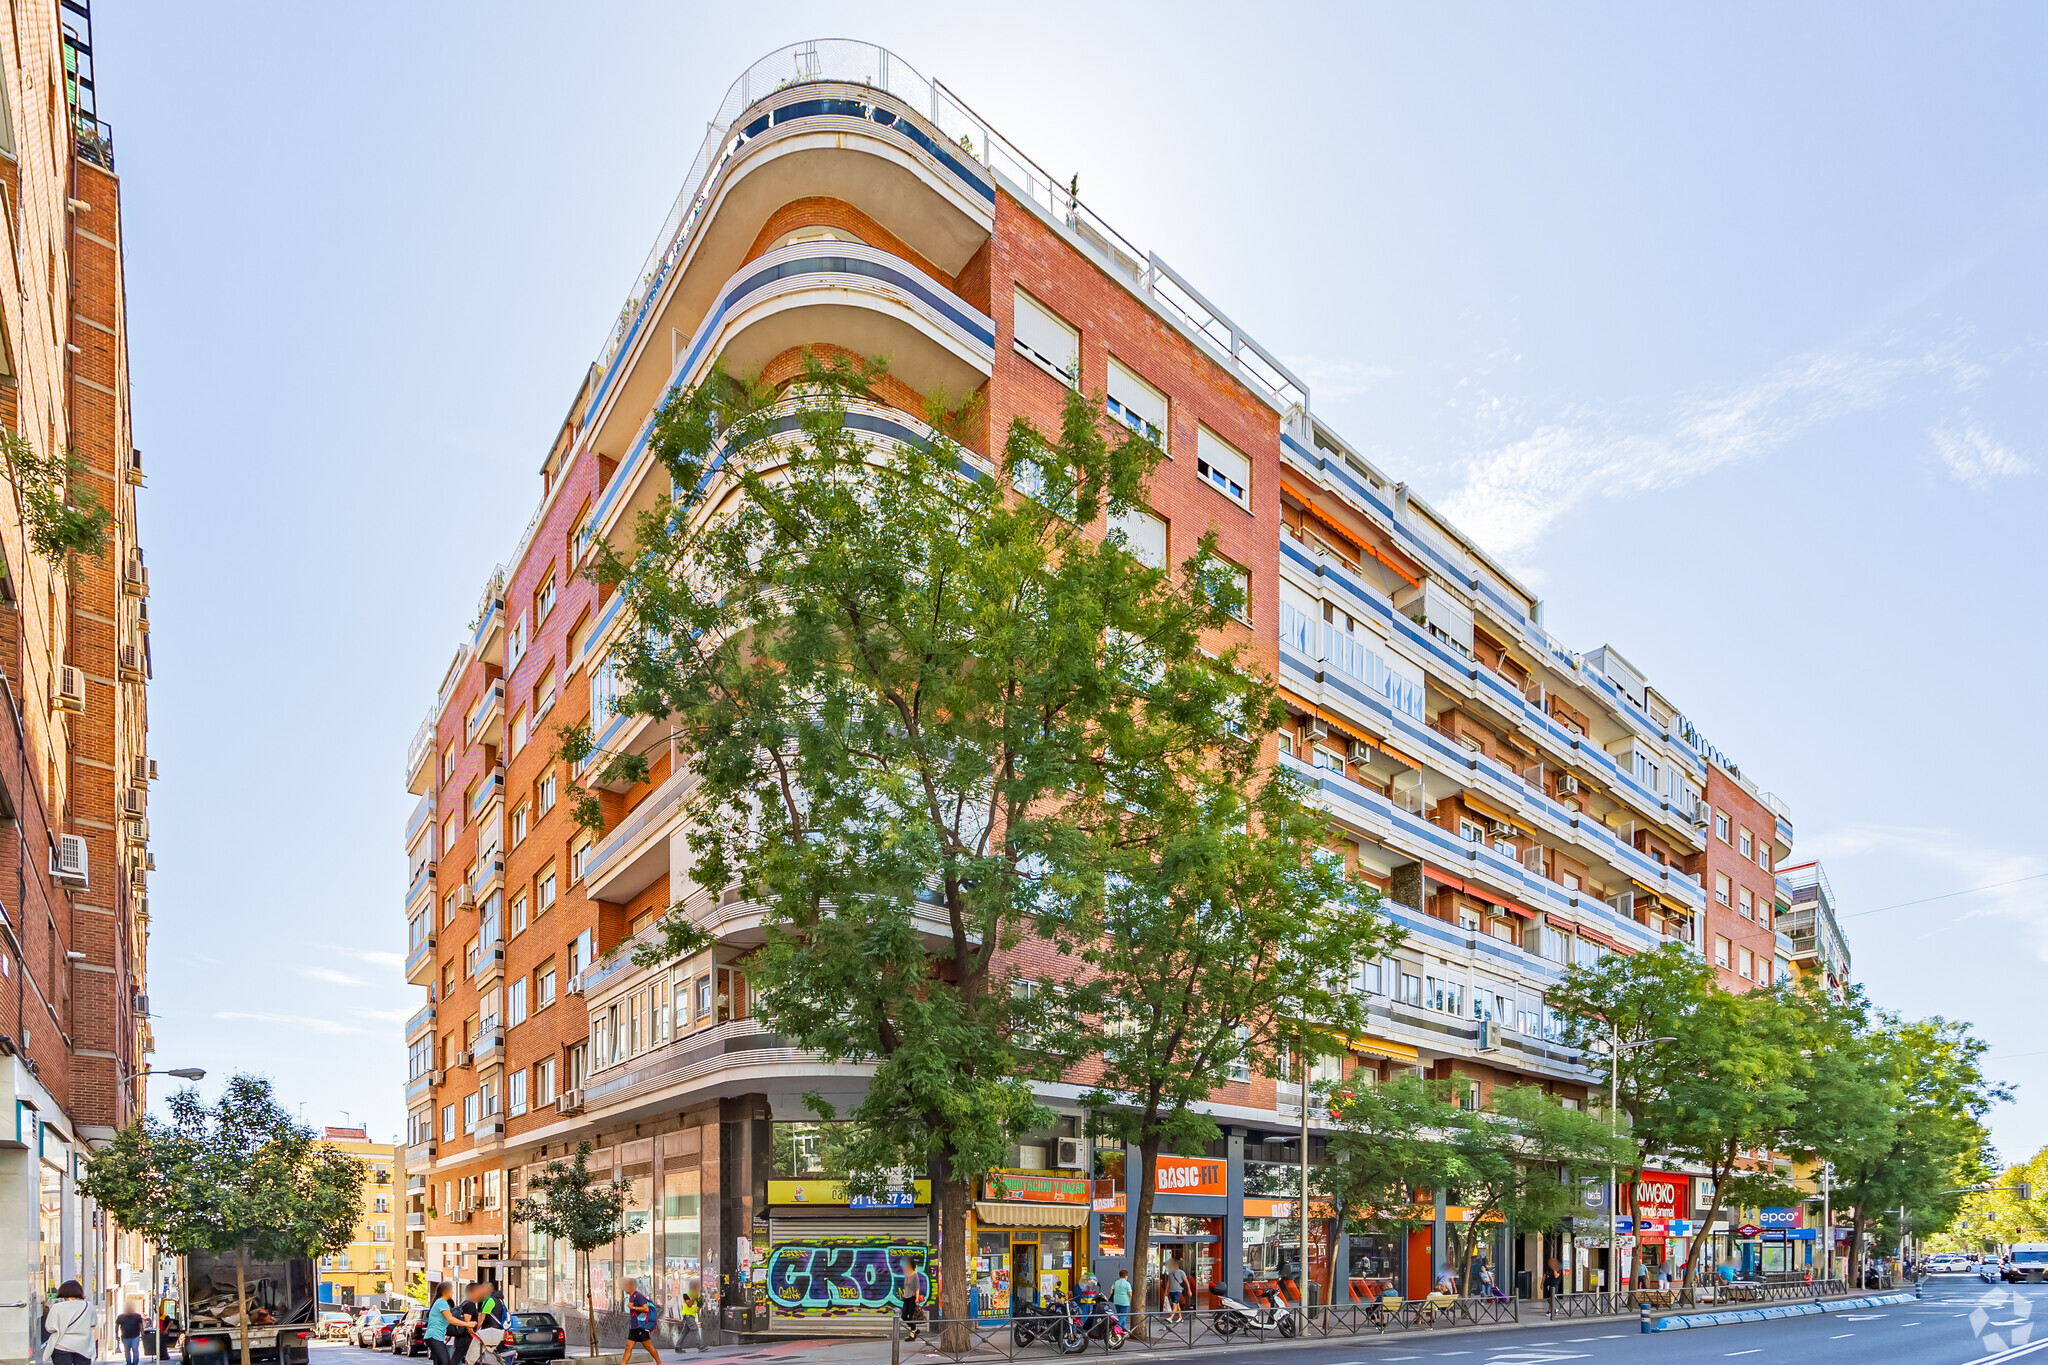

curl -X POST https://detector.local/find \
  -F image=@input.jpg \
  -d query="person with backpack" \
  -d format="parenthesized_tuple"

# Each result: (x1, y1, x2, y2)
(620, 1279, 661, 1365)
(470, 1283, 507, 1364)
(671, 1293, 706, 1354)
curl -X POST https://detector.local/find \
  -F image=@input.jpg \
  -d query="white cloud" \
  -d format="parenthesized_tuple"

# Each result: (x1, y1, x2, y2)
(298, 966, 362, 986)
(1932, 421, 2033, 489)
(213, 1011, 367, 1035)
(1798, 823, 2048, 959)
(1438, 342, 1985, 560)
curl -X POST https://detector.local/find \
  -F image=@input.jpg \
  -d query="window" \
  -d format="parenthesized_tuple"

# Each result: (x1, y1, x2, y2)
(1012, 288, 1079, 383)
(463, 1093, 479, 1130)
(536, 571, 557, 622)
(1715, 873, 1731, 905)
(1737, 946, 1753, 980)
(510, 892, 528, 936)
(1715, 810, 1731, 842)
(1738, 887, 1753, 920)
(409, 912, 429, 952)
(1573, 937, 1598, 969)
(1425, 974, 1464, 1015)
(538, 863, 558, 914)
(508, 977, 528, 1027)
(538, 774, 557, 815)
(695, 974, 713, 1020)
(442, 962, 456, 995)
(1106, 357, 1167, 446)
(1396, 970, 1423, 1004)
(511, 803, 529, 846)
(1459, 819, 1484, 843)
(1227, 1025, 1252, 1082)
(569, 930, 593, 977)
(1714, 934, 1731, 968)
(441, 1105, 456, 1140)
(443, 812, 460, 852)
(373, 1221, 388, 1242)
(1354, 960, 1383, 995)
(408, 1036, 433, 1080)
(535, 668, 557, 720)
(464, 936, 481, 977)
(1202, 556, 1251, 622)
(538, 959, 558, 1007)
(1738, 828, 1753, 858)
(534, 1057, 556, 1106)
(1107, 505, 1168, 569)
(568, 611, 593, 667)
(1312, 745, 1345, 772)
(1759, 841, 1771, 871)
(509, 610, 528, 668)
(571, 834, 593, 883)
(443, 743, 458, 782)
(507, 1069, 528, 1117)
(1540, 926, 1568, 963)
(510, 708, 528, 755)
(1196, 427, 1250, 508)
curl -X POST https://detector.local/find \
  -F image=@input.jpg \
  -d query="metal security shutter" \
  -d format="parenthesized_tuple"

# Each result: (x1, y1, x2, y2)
(769, 1216, 927, 1243)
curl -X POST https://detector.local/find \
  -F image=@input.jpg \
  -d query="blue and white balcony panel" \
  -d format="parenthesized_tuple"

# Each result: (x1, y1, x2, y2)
(404, 1003, 436, 1045)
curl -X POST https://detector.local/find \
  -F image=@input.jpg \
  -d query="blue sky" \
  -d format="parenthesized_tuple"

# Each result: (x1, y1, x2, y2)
(104, 4, 2048, 1158)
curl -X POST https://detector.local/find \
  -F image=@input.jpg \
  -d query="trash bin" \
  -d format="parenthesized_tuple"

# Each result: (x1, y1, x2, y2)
(1515, 1270, 1533, 1300)
(142, 1331, 158, 1356)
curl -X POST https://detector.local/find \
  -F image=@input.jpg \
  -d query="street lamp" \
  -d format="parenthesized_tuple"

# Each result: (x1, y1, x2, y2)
(1597, 1031, 1674, 1297)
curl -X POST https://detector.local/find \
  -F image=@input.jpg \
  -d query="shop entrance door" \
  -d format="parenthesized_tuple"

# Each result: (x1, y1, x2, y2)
(1011, 1242, 1040, 1310)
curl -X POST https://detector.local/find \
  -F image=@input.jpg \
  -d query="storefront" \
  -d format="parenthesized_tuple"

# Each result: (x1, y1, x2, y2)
(1089, 1153, 1229, 1313)
(1621, 1171, 1690, 1288)
(763, 1178, 931, 1321)
(973, 1172, 1091, 1318)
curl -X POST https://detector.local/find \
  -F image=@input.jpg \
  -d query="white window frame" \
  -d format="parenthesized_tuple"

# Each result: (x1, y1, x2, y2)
(1106, 357, 1167, 447)
(1107, 505, 1168, 569)
(1012, 288, 1079, 385)
(1196, 427, 1250, 509)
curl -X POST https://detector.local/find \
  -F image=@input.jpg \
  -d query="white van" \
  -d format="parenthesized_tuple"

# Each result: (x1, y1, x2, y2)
(2009, 1243, 2048, 1283)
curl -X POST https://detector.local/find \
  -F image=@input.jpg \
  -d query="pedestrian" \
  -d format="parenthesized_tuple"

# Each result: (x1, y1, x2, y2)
(898, 1258, 928, 1342)
(115, 1300, 146, 1365)
(1542, 1258, 1562, 1300)
(42, 1281, 96, 1365)
(157, 1303, 180, 1360)
(424, 1282, 460, 1365)
(620, 1279, 661, 1365)
(1657, 1263, 1671, 1294)
(1110, 1270, 1131, 1331)
(472, 1282, 507, 1364)
(671, 1293, 706, 1354)
(1165, 1257, 1189, 1323)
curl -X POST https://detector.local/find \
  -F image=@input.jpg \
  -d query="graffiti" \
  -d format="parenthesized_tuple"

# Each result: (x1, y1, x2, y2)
(764, 1238, 929, 1316)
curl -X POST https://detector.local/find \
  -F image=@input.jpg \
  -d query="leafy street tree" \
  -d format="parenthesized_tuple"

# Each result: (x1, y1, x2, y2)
(0, 430, 112, 571)
(80, 1075, 360, 1365)
(569, 353, 1279, 1346)
(1323, 1076, 1628, 1295)
(1823, 1013, 2004, 1286)
(1950, 1145, 2048, 1252)
(1061, 798, 1398, 1326)
(514, 1142, 631, 1356)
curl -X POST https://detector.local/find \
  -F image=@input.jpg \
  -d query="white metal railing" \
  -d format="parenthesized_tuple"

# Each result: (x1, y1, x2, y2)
(591, 40, 1307, 418)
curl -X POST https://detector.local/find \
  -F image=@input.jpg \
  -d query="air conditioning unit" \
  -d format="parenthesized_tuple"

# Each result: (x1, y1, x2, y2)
(428, 1070, 445, 1086)
(131, 757, 152, 786)
(1055, 1137, 1087, 1170)
(51, 834, 88, 886)
(54, 666, 86, 715)
(1556, 774, 1580, 796)
(565, 975, 585, 997)
(125, 818, 148, 848)
(1476, 1019, 1498, 1052)
(1305, 719, 1330, 743)
(123, 560, 149, 596)
(457, 885, 475, 909)
(1487, 820, 1517, 839)
(119, 645, 145, 681)
(452, 1051, 474, 1069)
(132, 992, 149, 1016)
(122, 788, 145, 818)
(449, 1209, 473, 1225)
(1692, 800, 1711, 828)
(1348, 741, 1375, 764)
(556, 1089, 585, 1116)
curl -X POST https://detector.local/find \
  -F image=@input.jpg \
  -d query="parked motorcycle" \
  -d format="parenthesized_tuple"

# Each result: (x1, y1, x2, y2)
(1072, 1291, 1126, 1351)
(1011, 1290, 1086, 1353)
(1208, 1283, 1298, 1340)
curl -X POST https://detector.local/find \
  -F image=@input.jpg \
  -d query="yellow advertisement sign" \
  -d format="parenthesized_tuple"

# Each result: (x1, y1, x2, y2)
(768, 1179, 931, 1208)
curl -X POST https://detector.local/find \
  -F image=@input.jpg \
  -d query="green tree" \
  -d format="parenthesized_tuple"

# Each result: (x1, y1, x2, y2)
(574, 353, 1283, 1345)
(513, 1142, 630, 1356)
(80, 1075, 359, 1365)
(0, 431, 112, 571)
(406, 1271, 432, 1307)
(1323, 1076, 1628, 1295)
(1061, 794, 1399, 1330)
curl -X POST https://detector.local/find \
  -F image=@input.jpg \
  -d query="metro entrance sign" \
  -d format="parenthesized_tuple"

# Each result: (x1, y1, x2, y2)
(1735, 1224, 1761, 1238)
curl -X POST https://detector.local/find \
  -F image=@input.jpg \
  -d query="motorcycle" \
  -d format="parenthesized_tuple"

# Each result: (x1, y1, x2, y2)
(1010, 1290, 1086, 1354)
(1072, 1291, 1126, 1351)
(1208, 1283, 1298, 1340)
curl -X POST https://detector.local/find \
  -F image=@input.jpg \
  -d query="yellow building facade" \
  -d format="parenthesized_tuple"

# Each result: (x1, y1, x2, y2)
(318, 1127, 401, 1305)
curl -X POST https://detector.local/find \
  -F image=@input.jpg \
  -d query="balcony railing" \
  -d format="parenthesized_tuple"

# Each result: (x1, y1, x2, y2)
(404, 1003, 435, 1041)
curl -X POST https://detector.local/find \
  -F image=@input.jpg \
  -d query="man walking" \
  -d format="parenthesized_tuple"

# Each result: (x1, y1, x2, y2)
(671, 1293, 706, 1354)
(620, 1279, 661, 1365)
(115, 1302, 145, 1365)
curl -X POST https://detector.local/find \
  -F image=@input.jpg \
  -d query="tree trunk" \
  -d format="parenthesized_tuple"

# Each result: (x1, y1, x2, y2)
(235, 1248, 252, 1365)
(1681, 1156, 1735, 1304)
(1129, 1130, 1161, 1341)
(1848, 1206, 1868, 1291)
(938, 1169, 970, 1355)
(1629, 1166, 1644, 1292)
(583, 1247, 597, 1357)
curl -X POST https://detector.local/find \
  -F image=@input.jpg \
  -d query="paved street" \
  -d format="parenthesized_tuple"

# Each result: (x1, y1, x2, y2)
(296, 1277, 2045, 1365)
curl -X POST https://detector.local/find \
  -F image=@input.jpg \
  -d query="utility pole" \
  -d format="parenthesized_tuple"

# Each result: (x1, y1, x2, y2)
(1300, 1036, 1310, 1312)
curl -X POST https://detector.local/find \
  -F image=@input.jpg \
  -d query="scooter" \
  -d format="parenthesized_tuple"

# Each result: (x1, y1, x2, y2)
(1207, 1283, 1298, 1340)
(1073, 1291, 1126, 1351)
(1011, 1290, 1086, 1354)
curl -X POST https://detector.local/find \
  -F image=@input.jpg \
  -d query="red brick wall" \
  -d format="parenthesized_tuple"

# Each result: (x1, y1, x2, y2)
(1702, 767, 1781, 992)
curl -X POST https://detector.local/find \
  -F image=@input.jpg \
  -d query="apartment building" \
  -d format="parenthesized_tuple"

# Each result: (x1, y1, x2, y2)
(1777, 862, 1850, 998)
(396, 39, 1802, 1338)
(1694, 756, 1796, 991)
(0, 2, 154, 1355)
(315, 1127, 400, 1305)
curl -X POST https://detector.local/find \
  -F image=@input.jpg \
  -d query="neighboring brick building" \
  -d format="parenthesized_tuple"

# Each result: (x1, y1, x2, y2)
(396, 39, 1814, 1338)
(0, 2, 154, 1352)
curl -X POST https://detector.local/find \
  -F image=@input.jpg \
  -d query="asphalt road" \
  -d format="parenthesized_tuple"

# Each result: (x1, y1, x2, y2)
(1182, 1276, 2046, 1365)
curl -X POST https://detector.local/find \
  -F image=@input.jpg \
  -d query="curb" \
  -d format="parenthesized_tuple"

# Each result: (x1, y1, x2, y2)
(1649, 1291, 1915, 1332)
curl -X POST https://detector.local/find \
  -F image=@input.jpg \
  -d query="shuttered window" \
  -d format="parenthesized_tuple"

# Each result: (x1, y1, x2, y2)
(1196, 427, 1250, 508)
(1107, 358, 1167, 446)
(1108, 506, 1167, 568)
(1012, 289, 1078, 384)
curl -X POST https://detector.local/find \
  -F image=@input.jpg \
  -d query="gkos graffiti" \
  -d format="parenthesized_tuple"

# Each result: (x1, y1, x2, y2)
(764, 1239, 931, 1315)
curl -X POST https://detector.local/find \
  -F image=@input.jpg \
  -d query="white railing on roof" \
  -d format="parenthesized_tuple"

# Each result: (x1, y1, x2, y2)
(592, 40, 1309, 420)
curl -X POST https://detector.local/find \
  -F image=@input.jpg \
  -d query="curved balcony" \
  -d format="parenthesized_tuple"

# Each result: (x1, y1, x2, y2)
(588, 42, 996, 455)
(588, 238, 994, 560)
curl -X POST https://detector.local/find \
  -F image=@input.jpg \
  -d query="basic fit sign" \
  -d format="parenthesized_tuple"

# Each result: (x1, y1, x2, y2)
(1633, 1174, 1687, 1225)
(1153, 1157, 1226, 1197)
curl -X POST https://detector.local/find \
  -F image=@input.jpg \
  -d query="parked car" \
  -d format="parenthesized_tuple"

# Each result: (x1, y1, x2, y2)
(390, 1308, 431, 1357)
(355, 1313, 404, 1349)
(318, 1311, 356, 1341)
(498, 1312, 566, 1363)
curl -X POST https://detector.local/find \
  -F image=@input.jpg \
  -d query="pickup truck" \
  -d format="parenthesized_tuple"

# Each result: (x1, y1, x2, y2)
(178, 1253, 317, 1365)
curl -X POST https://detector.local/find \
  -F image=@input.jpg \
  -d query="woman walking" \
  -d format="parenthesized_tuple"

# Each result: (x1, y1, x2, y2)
(43, 1281, 97, 1365)
(424, 1283, 461, 1365)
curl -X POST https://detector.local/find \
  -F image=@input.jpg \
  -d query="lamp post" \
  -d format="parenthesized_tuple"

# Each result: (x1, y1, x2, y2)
(1598, 1031, 1674, 1298)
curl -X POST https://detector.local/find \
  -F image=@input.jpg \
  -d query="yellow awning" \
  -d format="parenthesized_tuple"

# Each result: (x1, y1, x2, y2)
(1343, 1034, 1421, 1063)
(974, 1202, 1088, 1228)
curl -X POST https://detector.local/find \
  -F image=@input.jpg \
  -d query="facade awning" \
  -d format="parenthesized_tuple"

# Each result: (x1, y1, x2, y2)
(1575, 924, 1633, 955)
(1345, 1034, 1422, 1063)
(1457, 793, 1521, 829)
(1458, 881, 1536, 919)
(974, 1201, 1087, 1228)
